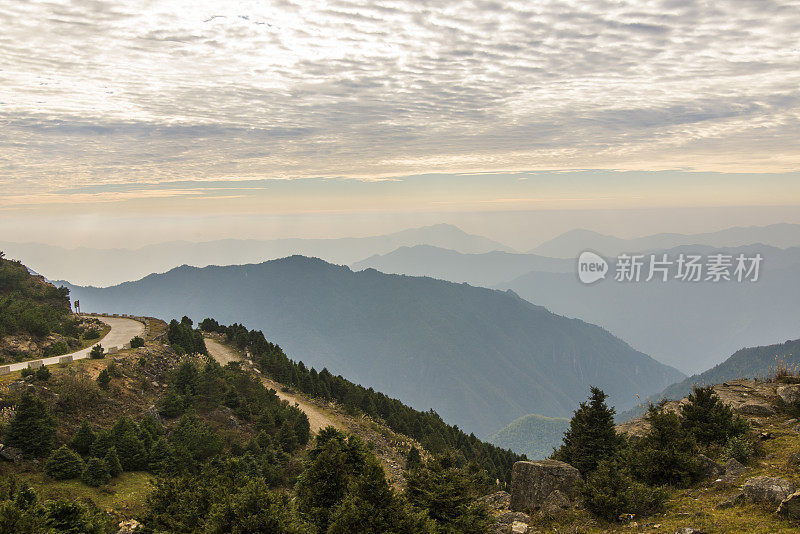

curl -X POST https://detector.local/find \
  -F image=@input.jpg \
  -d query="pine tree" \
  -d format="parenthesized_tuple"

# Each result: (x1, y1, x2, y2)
(81, 458, 110, 487)
(629, 404, 700, 487)
(406, 446, 422, 470)
(404, 451, 491, 534)
(328, 457, 436, 534)
(45, 446, 85, 480)
(70, 421, 95, 455)
(104, 447, 123, 477)
(148, 438, 176, 475)
(552, 386, 624, 475)
(680, 385, 749, 447)
(90, 429, 113, 458)
(6, 392, 57, 457)
(96, 369, 111, 390)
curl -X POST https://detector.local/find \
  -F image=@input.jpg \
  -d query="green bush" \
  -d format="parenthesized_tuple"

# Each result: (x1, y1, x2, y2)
(34, 366, 51, 381)
(582, 458, 668, 522)
(81, 458, 110, 487)
(45, 446, 85, 480)
(43, 341, 68, 357)
(629, 404, 700, 487)
(130, 336, 145, 349)
(20, 368, 34, 378)
(680, 386, 749, 447)
(96, 369, 111, 390)
(725, 435, 754, 465)
(89, 345, 104, 359)
(83, 327, 101, 340)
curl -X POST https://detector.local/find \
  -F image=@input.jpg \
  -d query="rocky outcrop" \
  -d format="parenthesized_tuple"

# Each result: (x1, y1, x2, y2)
(510, 460, 581, 512)
(479, 491, 511, 509)
(777, 385, 800, 406)
(492, 511, 530, 534)
(696, 454, 724, 480)
(777, 490, 800, 519)
(743, 476, 796, 505)
(724, 458, 746, 476)
(737, 402, 776, 416)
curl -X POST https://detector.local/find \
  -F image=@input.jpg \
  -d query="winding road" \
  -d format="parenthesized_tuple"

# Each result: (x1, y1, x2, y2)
(204, 337, 340, 433)
(5, 316, 145, 373)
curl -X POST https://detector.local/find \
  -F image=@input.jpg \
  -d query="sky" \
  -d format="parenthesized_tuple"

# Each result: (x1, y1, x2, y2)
(1, 0, 799, 247)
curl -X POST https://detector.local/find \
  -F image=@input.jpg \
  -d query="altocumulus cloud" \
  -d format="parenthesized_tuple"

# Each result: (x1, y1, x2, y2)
(1, 0, 799, 198)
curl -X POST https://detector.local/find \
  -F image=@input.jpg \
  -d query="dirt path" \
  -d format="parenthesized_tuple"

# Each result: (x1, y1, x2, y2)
(6, 316, 145, 373)
(204, 337, 341, 433)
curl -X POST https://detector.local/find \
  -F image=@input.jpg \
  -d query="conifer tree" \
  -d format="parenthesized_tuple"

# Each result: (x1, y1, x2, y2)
(45, 446, 85, 480)
(104, 447, 123, 477)
(6, 392, 56, 457)
(70, 421, 95, 456)
(82, 458, 110, 487)
(552, 386, 623, 475)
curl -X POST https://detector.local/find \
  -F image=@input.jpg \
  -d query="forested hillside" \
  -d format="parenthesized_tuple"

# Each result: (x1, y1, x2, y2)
(488, 413, 570, 460)
(0, 251, 71, 338)
(62, 256, 684, 437)
(199, 318, 522, 484)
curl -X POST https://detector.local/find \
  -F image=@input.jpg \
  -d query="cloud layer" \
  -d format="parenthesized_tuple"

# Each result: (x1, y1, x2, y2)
(2, 0, 799, 200)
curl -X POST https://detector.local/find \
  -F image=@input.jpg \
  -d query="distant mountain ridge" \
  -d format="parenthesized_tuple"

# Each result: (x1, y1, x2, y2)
(61, 256, 683, 437)
(532, 223, 800, 258)
(499, 244, 800, 374)
(0, 224, 512, 287)
(351, 245, 572, 287)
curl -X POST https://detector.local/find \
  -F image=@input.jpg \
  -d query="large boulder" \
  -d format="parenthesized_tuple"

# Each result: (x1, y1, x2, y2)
(743, 476, 796, 505)
(778, 490, 800, 519)
(696, 454, 725, 480)
(509, 460, 581, 512)
(777, 385, 800, 406)
(724, 458, 747, 476)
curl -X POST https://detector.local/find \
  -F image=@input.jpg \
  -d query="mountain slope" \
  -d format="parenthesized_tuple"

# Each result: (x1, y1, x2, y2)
(1, 223, 512, 287)
(619, 338, 800, 422)
(62, 256, 683, 437)
(488, 413, 569, 460)
(351, 245, 572, 287)
(532, 223, 800, 258)
(498, 244, 800, 374)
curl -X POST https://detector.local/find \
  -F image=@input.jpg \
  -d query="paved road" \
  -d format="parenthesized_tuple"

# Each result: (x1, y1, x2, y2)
(6, 316, 145, 373)
(205, 337, 340, 433)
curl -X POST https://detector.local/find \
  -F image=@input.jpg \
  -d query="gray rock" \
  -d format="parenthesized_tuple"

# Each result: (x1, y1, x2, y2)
(542, 489, 571, 510)
(697, 454, 725, 479)
(675, 529, 706, 534)
(495, 511, 530, 525)
(715, 492, 744, 509)
(777, 385, 800, 406)
(743, 476, 796, 505)
(479, 491, 511, 509)
(0, 446, 23, 462)
(509, 460, 581, 512)
(724, 458, 747, 476)
(777, 490, 800, 519)
(738, 403, 776, 416)
(510, 521, 528, 534)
